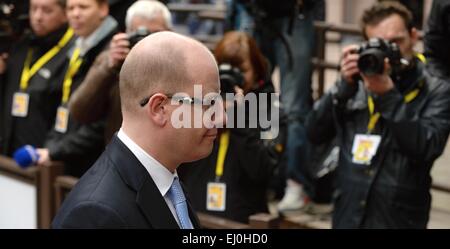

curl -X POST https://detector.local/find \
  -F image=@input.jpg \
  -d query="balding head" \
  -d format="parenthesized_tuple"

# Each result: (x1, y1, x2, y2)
(119, 31, 223, 171)
(119, 31, 217, 116)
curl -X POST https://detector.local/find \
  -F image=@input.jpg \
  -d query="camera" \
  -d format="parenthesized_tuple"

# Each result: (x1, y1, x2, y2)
(218, 63, 244, 95)
(357, 37, 403, 76)
(127, 26, 151, 48)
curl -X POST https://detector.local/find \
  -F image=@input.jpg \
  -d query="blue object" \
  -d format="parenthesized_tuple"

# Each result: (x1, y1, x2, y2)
(167, 177, 194, 229)
(13, 145, 39, 168)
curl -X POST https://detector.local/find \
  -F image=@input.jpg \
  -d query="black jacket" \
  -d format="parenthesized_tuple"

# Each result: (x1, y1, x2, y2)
(0, 25, 74, 155)
(45, 17, 118, 177)
(424, 0, 450, 79)
(52, 135, 201, 229)
(306, 59, 450, 228)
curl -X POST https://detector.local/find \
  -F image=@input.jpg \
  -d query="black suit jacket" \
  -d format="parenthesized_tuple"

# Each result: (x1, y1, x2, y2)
(52, 135, 201, 229)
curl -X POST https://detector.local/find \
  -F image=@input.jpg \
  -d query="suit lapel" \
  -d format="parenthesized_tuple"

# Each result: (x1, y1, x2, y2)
(136, 177, 180, 229)
(108, 135, 179, 229)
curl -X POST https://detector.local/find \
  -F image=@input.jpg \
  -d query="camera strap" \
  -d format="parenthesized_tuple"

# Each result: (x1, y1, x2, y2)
(367, 53, 427, 133)
(19, 28, 74, 91)
(367, 79, 424, 134)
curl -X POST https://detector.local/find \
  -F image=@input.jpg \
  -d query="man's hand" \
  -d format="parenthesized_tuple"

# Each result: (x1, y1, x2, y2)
(36, 148, 53, 167)
(108, 33, 130, 69)
(340, 45, 360, 85)
(0, 53, 8, 74)
(361, 58, 394, 95)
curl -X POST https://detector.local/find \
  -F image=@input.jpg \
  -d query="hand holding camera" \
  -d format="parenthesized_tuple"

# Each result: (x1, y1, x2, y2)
(340, 38, 403, 95)
(108, 33, 130, 69)
(108, 27, 152, 70)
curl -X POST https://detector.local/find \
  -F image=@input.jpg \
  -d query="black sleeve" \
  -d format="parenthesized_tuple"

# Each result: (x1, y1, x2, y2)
(373, 79, 450, 162)
(45, 121, 105, 162)
(232, 127, 280, 183)
(306, 78, 358, 145)
(52, 201, 127, 229)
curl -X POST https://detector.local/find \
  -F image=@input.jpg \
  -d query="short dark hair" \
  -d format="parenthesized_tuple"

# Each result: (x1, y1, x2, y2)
(361, 1, 413, 39)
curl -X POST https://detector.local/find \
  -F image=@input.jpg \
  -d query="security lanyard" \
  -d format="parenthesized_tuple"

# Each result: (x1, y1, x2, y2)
(19, 28, 74, 91)
(61, 47, 83, 104)
(367, 53, 426, 133)
(215, 130, 230, 181)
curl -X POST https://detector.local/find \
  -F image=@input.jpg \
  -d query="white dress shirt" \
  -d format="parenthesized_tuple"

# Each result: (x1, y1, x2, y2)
(117, 128, 185, 227)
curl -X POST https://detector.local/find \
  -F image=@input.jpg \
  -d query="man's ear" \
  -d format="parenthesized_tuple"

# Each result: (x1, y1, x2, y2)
(99, 2, 109, 19)
(145, 94, 168, 126)
(409, 27, 419, 46)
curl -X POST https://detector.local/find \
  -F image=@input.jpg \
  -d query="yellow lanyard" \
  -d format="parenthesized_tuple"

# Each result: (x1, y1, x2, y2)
(367, 89, 419, 133)
(367, 53, 426, 133)
(19, 28, 74, 91)
(215, 130, 230, 181)
(61, 47, 83, 104)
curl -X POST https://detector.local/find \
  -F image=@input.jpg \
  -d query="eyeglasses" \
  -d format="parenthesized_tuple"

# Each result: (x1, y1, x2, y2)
(139, 93, 222, 109)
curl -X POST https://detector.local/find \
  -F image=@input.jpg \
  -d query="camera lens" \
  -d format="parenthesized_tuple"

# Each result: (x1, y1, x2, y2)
(358, 49, 385, 76)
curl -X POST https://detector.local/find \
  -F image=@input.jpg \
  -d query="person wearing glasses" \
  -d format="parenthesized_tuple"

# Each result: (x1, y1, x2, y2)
(178, 31, 281, 223)
(52, 31, 226, 228)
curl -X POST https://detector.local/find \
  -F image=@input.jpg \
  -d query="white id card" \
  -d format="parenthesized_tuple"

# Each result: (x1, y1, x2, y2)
(11, 92, 30, 117)
(206, 182, 226, 211)
(54, 106, 69, 133)
(351, 134, 381, 165)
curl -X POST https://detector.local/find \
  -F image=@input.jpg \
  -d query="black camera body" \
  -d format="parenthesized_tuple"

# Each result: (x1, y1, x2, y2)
(218, 63, 244, 95)
(357, 37, 403, 76)
(128, 26, 151, 48)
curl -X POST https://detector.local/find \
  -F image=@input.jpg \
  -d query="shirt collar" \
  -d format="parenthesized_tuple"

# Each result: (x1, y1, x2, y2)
(117, 128, 176, 197)
(75, 16, 117, 56)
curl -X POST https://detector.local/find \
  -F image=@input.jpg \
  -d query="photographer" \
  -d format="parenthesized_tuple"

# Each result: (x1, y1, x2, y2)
(228, 0, 326, 212)
(178, 31, 281, 223)
(68, 0, 172, 143)
(0, 0, 73, 156)
(306, 2, 450, 228)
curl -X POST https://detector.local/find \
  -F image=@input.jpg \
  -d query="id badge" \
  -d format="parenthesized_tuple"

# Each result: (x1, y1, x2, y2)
(351, 134, 381, 165)
(206, 182, 226, 211)
(11, 92, 30, 117)
(55, 106, 69, 133)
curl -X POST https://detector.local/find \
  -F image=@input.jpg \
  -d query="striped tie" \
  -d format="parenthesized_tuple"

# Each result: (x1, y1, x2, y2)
(167, 176, 194, 229)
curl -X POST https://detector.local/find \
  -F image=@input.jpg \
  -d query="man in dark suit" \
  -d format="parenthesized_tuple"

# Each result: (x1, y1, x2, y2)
(52, 31, 226, 228)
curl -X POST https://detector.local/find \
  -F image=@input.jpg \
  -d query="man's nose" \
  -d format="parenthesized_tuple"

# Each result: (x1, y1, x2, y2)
(212, 99, 227, 128)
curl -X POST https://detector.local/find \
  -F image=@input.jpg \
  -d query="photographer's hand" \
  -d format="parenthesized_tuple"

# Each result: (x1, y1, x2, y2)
(108, 33, 130, 69)
(361, 58, 394, 95)
(0, 53, 8, 74)
(340, 45, 360, 84)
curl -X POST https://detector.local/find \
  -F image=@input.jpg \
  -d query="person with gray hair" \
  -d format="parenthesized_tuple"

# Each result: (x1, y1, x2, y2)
(53, 31, 226, 229)
(69, 0, 172, 143)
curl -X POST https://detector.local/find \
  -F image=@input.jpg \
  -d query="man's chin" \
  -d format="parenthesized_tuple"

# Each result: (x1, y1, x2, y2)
(185, 144, 214, 163)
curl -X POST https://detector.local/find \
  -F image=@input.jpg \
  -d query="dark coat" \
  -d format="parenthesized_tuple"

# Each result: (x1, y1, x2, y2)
(0, 25, 74, 155)
(52, 135, 201, 229)
(306, 59, 450, 228)
(45, 18, 118, 177)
